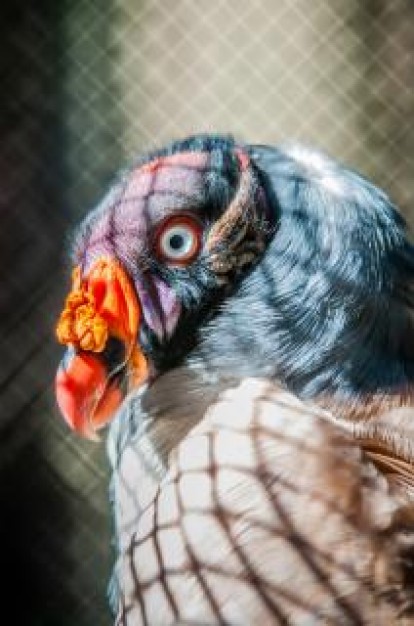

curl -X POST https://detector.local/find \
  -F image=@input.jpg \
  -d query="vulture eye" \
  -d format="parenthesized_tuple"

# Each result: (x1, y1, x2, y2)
(155, 215, 202, 266)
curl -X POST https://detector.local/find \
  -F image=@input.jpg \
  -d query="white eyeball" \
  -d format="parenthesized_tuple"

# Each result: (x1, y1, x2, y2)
(156, 215, 202, 266)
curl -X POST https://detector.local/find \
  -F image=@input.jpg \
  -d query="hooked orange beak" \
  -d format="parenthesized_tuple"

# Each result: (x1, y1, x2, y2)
(55, 258, 147, 439)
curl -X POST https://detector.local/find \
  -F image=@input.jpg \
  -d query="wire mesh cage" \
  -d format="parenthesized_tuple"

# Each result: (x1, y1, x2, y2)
(1, 1, 413, 624)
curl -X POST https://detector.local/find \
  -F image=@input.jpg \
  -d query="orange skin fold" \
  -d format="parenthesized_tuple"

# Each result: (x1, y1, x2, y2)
(55, 257, 147, 439)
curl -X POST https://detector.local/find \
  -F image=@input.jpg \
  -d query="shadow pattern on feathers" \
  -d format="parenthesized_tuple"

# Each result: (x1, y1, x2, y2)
(59, 134, 414, 624)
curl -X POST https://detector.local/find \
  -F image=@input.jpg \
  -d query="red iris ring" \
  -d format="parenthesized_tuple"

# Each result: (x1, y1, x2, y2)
(154, 214, 203, 266)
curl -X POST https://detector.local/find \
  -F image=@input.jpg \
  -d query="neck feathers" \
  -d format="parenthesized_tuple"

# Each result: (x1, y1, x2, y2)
(193, 145, 414, 420)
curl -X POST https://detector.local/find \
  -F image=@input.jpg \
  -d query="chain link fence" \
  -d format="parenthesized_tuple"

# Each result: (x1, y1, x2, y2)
(2, 1, 413, 624)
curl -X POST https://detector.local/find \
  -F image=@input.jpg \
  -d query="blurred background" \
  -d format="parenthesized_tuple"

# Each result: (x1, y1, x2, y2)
(1, 0, 413, 624)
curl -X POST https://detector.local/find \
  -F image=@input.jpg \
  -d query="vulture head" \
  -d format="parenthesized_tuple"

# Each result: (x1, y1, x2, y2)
(55, 134, 414, 439)
(54, 135, 414, 623)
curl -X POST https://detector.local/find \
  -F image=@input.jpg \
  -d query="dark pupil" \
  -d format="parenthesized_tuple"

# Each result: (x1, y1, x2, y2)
(169, 233, 185, 250)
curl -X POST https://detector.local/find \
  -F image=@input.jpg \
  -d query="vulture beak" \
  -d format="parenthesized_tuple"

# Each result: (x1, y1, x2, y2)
(55, 349, 124, 439)
(55, 258, 148, 439)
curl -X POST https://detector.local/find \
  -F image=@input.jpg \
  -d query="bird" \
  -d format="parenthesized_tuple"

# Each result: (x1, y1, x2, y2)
(54, 134, 414, 624)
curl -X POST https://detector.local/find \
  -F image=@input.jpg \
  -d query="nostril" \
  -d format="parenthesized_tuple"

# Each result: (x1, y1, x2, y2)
(100, 336, 127, 371)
